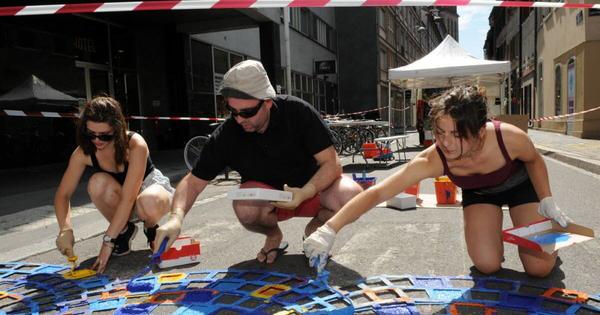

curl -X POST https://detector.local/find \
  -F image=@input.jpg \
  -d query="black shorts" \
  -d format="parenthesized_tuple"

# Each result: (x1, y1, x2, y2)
(462, 178, 539, 208)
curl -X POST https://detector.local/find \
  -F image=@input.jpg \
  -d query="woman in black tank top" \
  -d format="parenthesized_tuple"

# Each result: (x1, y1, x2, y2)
(53, 96, 173, 273)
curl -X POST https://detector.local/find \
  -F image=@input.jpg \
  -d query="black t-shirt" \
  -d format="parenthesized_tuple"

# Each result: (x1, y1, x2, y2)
(192, 95, 334, 189)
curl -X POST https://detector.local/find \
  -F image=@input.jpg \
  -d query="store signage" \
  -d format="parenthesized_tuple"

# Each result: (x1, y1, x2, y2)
(315, 60, 336, 75)
(73, 37, 96, 53)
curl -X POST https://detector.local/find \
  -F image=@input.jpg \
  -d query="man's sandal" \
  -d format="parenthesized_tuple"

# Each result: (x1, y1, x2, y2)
(258, 241, 289, 264)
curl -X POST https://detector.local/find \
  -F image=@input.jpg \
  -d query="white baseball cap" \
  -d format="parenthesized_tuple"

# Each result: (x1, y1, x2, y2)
(219, 60, 276, 100)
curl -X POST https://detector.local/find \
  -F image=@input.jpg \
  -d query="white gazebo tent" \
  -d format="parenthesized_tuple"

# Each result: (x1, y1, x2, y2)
(387, 35, 510, 134)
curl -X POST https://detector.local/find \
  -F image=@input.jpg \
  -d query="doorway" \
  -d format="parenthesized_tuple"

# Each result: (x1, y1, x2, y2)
(76, 61, 113, 100)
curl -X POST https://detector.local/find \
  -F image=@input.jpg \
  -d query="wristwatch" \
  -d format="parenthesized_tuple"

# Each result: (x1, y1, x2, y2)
(102, 234, 116, 244)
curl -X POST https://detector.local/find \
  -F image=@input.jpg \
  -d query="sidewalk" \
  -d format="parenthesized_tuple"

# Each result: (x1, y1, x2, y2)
(528, 129, 600, 175)
(0, 128, 599, 262)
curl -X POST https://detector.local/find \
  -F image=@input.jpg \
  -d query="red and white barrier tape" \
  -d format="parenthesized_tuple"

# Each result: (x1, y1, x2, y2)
(0, 0, 598, 17)
(324, 106, 388, 119)
(529, 105, 600, 122)
(0, 110, 79, 119)
(128, 115, 225, 121)
(390, 106, 411, 112)
(0, 109, 225, 121)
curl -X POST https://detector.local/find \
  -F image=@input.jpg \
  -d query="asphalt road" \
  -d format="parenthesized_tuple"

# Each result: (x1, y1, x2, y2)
(22, 156, 600, 295)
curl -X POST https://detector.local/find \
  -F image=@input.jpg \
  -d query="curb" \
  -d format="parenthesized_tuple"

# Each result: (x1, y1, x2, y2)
(536, 146, 600, 176)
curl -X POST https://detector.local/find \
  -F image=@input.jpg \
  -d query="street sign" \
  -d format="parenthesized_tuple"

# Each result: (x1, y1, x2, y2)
(315, 60, 336, 75)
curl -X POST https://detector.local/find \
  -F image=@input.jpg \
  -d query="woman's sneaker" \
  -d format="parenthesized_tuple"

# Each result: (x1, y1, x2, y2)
(112, 222, 138, 256)
(144, 224, 159, 251)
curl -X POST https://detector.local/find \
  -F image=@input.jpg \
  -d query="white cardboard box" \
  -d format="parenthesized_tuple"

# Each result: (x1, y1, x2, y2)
(227, 188, 293, 202)
(386, 193, 417, 210)
(503, 219, 595, 254)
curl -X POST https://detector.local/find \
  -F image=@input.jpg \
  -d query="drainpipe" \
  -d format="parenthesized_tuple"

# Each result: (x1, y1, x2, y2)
(283, 8, 292, 95)
(518, 8, 523, 115)
(534, 8, 538, 123)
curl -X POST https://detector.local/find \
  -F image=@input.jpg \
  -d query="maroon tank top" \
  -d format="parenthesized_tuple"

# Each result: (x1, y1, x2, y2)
(435, 120, 523, 190)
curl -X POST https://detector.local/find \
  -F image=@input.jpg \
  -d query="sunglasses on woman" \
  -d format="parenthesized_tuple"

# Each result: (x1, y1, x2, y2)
(226, 100, 264, 119)
(84, 130, 115, 142)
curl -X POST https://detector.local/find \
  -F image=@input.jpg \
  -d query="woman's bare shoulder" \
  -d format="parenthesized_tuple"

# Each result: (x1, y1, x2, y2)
(69, 146, 91, 166)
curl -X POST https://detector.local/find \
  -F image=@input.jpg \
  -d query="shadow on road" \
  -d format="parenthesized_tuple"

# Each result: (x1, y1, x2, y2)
(228, 254, 363, 288)
(468, 256, 566, 289)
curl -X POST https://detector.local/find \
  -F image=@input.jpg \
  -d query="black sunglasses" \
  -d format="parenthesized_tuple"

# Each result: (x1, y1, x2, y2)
(84, 130, 115, 142)
(226, 100, 264, 119)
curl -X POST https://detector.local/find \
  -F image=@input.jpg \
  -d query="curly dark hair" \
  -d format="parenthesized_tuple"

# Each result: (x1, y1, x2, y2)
(429, 86, 488, 140)
(76, 96, 128, 166)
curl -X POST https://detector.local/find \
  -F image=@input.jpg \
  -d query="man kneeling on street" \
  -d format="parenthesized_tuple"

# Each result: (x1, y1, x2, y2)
(154, 60, 363, 264)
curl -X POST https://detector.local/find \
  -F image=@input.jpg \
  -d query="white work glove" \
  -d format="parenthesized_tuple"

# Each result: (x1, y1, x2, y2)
(538, 196, 572, 228)
(153, 208, 185, 253)
(56, 228, 75, 257)
(272, 183, 317, 210)
(303, 223, 337, 273)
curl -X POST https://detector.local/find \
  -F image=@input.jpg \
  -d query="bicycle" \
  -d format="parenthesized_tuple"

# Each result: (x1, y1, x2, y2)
(183, 122, 231, 180)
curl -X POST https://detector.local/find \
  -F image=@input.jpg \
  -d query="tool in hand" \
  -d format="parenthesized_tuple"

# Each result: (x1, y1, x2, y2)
(67, 255, 78, 271)
(127, 239, 168, 293)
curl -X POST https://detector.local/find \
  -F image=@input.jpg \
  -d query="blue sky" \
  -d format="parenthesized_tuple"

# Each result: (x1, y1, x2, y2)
(457, 6, 493, 59)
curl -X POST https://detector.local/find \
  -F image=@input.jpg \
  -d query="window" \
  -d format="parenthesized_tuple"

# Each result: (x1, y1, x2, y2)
(289, 8, 335, 51)
(213, 48, 229, 74)
(292, 73, 302, 98)
(379, 50, 388, 81)
(316, 80, 326, 112)
(315, 18, 327, 47)
(554, 64, 561, 116)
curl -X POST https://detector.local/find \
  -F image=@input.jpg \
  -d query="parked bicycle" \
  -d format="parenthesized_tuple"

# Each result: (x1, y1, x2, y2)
(183, 122, 231, 179)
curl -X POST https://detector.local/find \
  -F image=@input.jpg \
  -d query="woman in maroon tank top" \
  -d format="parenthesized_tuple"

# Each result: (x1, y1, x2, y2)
(303, 86, 571, 276)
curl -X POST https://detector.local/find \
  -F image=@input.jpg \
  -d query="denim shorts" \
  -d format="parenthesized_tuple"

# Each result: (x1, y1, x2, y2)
(141, 168, 175, 194)
(462, 178, 539, 208)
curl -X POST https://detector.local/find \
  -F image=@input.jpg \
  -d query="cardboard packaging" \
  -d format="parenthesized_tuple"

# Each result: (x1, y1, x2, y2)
(158, 236, 201, 269)
(502, 219, 595, 254)
(387, 193, 417, 210)
(227, 188, 293, 202)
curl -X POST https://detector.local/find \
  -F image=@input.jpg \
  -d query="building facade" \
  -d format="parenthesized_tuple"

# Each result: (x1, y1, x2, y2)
(336, 7, 457, 131)
(485, 7, 600, 138)
(0, 8, 338, 168)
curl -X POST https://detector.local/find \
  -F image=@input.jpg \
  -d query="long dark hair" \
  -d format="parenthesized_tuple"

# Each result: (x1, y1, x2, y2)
(429, 86, 488, 140)
(76, 96, 128, 166)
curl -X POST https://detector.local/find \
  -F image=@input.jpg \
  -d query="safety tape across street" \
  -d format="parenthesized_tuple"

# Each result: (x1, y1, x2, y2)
(0, 109, 225, 122)
(0, 110, 79, 119)
(324, 106, 388, 119)
(0, 0, 598, 17)
(529, 105, 600, 122)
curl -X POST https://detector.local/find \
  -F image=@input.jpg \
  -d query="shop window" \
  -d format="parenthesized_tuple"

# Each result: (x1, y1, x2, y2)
(191, 40, 213, 93)
(213, 48, 229, 74)
(230, 53, 243, 68)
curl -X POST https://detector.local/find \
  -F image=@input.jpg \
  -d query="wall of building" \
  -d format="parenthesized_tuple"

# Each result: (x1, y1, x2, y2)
(135, 27, 189, 149)
(192, 28, 261, 60)
(336, 7, 378, 115)
(582, 40, 600, 138)
(538, 8, 588, 135)
(287, 28, 335, 78)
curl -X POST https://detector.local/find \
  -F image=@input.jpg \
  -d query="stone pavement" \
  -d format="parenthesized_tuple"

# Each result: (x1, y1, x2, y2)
(528, 129, 600, 175)
(0, 127, 599, 262)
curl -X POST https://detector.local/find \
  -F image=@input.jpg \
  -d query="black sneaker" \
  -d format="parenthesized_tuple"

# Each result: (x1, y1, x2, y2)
(144, 224, 159, 250)
(112, 221, 138, 256)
